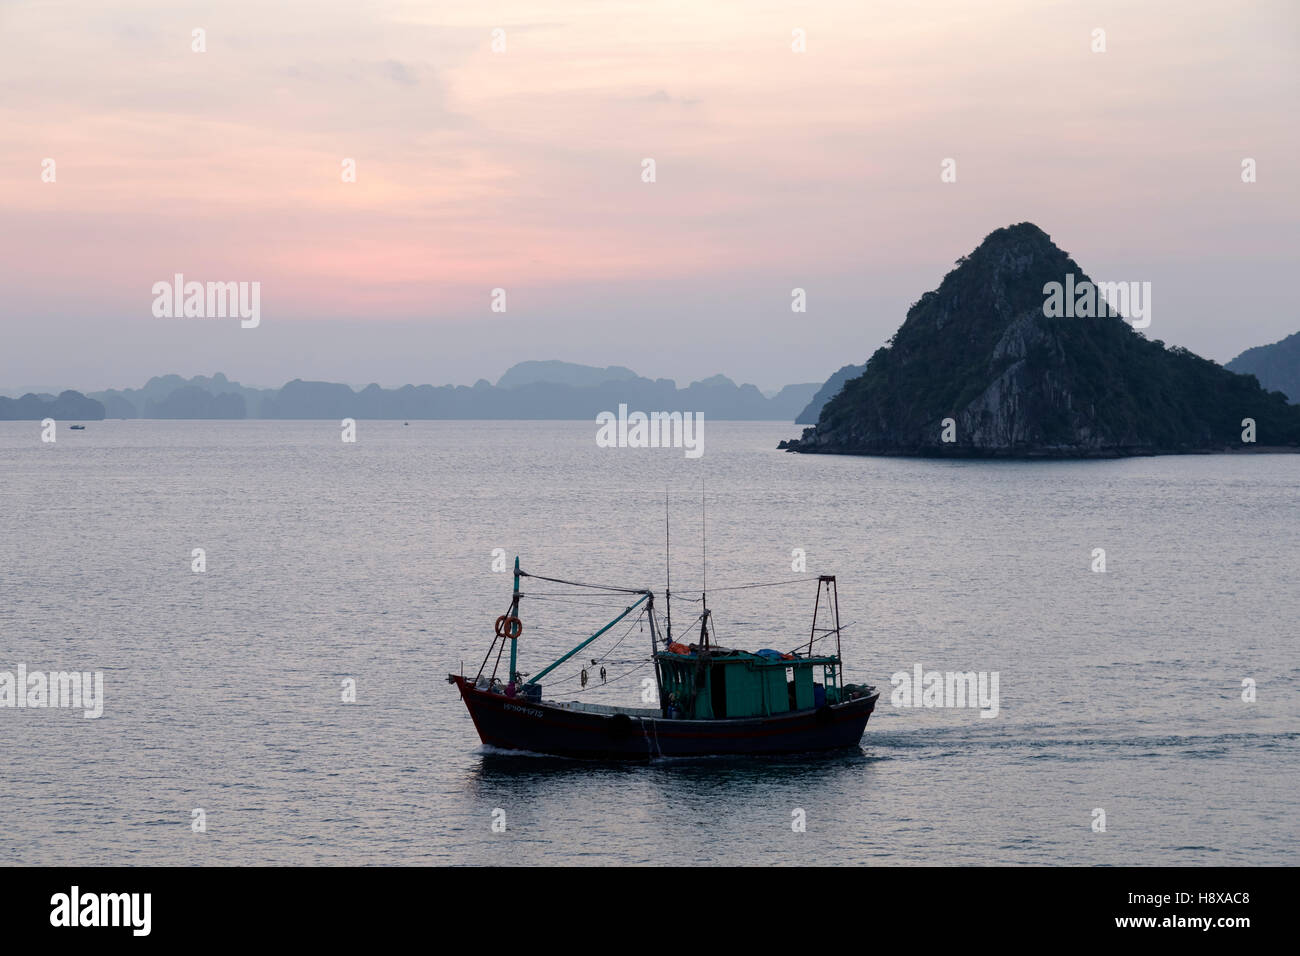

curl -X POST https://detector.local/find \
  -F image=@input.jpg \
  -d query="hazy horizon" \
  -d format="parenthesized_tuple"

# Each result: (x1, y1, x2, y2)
(0, 356, 826, 397)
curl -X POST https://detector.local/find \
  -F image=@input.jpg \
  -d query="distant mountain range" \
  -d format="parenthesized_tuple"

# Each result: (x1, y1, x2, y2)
(1226, 332, 1300, 402)
(7, 309, 1295, 434)
(783, 223, 1300, 457)
(0, 390, 105, 422)
(496, 360, 640, 390)
(0, 363, 821, 422)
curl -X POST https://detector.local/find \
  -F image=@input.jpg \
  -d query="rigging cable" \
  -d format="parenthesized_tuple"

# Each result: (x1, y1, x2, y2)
(671, 577, 812, 594)
(516, 569, 648, 594)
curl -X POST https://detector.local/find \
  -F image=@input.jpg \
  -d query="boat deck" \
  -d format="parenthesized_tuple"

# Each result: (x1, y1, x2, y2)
(544, 700, 661, 717)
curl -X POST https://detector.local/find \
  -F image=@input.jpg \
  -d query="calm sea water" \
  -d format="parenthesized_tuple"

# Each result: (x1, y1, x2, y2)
(1, 420, 1296, 865)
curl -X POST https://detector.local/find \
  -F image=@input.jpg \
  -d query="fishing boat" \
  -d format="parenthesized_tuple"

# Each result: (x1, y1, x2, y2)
(447, 558, 879, 759)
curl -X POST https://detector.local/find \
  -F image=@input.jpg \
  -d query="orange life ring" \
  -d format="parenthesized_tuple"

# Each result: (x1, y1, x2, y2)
(494, 615, 523, 639)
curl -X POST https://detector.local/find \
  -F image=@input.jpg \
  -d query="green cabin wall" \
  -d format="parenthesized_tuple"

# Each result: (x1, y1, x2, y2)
(655, 654, 834, 719)
(792, 666, 815, 710)
(764, 669, 790, 714)
(694, 685, 714, 719)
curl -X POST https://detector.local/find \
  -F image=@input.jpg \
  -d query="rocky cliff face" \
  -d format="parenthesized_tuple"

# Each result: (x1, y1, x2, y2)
(783, 223, 1300, 456)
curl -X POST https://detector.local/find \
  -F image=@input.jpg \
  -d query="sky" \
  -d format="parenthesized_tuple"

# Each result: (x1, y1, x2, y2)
(1, 0, 1297, 393)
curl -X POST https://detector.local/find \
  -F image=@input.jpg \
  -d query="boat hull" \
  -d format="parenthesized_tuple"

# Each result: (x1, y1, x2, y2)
(450, 675, 877, 759)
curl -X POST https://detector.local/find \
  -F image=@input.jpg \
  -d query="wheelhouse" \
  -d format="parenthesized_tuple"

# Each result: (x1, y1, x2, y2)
(654, 645, 843, 719)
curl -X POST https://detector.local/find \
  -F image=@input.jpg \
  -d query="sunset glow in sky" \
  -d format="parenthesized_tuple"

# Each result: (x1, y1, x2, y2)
(2, 0, 1297, 390)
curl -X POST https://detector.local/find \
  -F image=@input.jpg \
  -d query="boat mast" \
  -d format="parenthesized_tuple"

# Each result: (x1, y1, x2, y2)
(805, 575, 841, 658)
(664, 491, 672, 645)
(647, 593, 667, 717)
(831, 575, 842, 665)
(509, 556, 522, 683)
(699, 474, 710, 649)
(473, 560, 522, 685)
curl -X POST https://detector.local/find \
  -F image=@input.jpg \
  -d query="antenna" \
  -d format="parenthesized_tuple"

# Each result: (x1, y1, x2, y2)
(664, 490, 672, 644)
(700, 473, 710, 648)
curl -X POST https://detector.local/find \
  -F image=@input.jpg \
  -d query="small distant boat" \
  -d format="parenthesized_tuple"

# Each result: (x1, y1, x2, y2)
(448, 557, 878, 759)
(69, 424, 86, 430)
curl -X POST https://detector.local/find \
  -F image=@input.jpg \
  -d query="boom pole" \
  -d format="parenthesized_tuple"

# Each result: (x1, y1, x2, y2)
(525, 593, 649, 685)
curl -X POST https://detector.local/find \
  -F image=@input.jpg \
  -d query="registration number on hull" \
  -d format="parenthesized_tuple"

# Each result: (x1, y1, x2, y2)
(504, 703, 544, 719)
